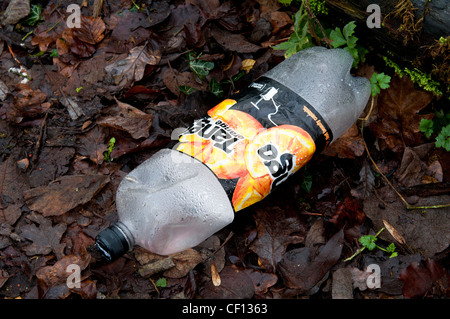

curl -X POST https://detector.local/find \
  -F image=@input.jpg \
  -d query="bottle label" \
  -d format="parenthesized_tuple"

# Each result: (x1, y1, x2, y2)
(174, 76, 332, 211)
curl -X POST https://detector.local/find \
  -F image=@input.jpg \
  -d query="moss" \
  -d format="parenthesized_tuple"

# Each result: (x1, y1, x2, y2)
(278, 0, 328, 15)
(383, 56, 443, 96)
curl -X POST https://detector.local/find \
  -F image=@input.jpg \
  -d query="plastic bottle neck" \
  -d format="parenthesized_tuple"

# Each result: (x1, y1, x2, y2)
(94, 222, 135, 262)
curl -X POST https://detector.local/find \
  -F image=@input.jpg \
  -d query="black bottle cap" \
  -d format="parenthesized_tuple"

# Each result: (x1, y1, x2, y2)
(94, 224, 131, 262)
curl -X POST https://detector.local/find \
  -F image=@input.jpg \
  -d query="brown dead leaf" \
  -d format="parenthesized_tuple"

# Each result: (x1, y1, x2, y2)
(0, 204, 22, 226)
(278, 228, 344, 295)
(162, 68, 208, 96)
(97, 99, 154, 139)
(397, 144, 434, 187)
(104, 43, 161, 89)
(364, 186, 450, 257)
(249, 207, 305, 272)
(211, 263, 221, 287)
(164, 249, 203, 278)
(322, 123, 365, 159)
(19, 212, 67, 259)
(36, 247, 92, 298)
(399, 259, 448, 298)
(24, 174, 110, 217)
(77, 126, 107, 164)
(199, 266, 255, 299)
(369, 76, 433, 153)
(0, 0, 30, 26)
(243, 268, 278, 294)
(6, 84, 49, 123)
(382, 219, 406, 245)
(72, 15, 106, 45)
(211, 25, 262, 53)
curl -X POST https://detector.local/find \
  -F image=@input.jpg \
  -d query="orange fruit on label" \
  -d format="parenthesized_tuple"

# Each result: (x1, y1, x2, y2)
(245, 125, 316, 179)
(232, 173, 272, 211)
(207, 99, 236, 117)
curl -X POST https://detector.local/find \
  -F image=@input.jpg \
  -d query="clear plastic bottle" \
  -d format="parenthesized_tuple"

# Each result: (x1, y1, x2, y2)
(94, 47, 371, 261)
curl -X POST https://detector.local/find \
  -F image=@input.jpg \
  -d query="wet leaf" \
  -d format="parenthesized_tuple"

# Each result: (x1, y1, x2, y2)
(20, 212, 66, 259)
(249, 208, 305, 272)
(97, 99, 154, 139)
(322, 123, 364, 159)
(72, 15, 106, 45)
(0, 0, 30, 26)
(104, 43, 161, 89)
(24, 174, 110, 217)
(199, 266, 254, 299)
(77, 126, 107, 164)
(369, 76, 433, 152)
(164, 249, 203, 278)
(6, 84, 49, 123)
(162, 68, 208, 96)
(243, 268, 278, 294)
(278, 228, 344, 294)
(211, 25, 262, 53)
(399, 259, 447, 298)
(364, 186, 450, 257)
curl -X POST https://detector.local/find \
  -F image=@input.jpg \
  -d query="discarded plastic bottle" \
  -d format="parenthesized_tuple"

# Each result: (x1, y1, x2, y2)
(94, 47, 371, 261)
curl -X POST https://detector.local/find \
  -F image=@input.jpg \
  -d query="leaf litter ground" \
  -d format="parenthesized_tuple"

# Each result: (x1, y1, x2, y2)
(0, 0, 449, 300)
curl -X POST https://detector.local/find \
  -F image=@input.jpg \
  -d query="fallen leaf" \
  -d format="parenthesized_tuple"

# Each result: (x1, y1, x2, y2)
(211, 263, 221, 287)
(199, 266, 255, 299)
(328, 197, 366, 228)
(97, 99, 154, 139)
(399, 259, 447, 298)
(164, 249, 203, 278)
(322, 123, 365, 159)
(278, 228, 344, 294)
(397, 144, 434, 187)
(364, 186, 450, 257)
(382, 219, 407, 245)
(29, 147, 75, 187)
(0, 0, 30, 26)
(20, 212, 67, 259)
(36, 247, 92, 298)
(72, 15, 106, 45)
(369, 76, 433, 153)
(243, 268, 278, 294)
(211, 25, 262, 53)
(0, 203, 22, 226)
(6, 84, 49, 123)
(104, 43, 161, 89)
(350, 160, 376, 199)
(249, 207, 305, 272)
(24, 174, 110, 217)
(161, 68, 208, 96)
(77, 126, 107, 164)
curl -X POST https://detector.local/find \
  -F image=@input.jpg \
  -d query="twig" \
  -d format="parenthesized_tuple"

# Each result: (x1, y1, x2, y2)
(360, 97, 450, 210)
(31, 109, 50, 164)
(302, 0, 331, 48)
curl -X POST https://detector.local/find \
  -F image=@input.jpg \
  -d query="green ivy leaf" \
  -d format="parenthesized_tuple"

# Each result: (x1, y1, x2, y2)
(179, 85, 197, 95)
(209, 78, 223, 98)
(187, 52, 214, 79)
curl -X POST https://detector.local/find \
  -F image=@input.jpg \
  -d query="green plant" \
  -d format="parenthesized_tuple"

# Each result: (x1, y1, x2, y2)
(103, 137, 116, 162)
(383, 56, 443, 96)
(370, 72, 391, 96)
(330, 21, 368, 68)
(420, 110, 450, 151)
(272, 4, 314, 58)
(187, 52, 214, 79)
(155, 277, 167, 288)
(345, 227, 398, 261)
(25, 4, 43, 26)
